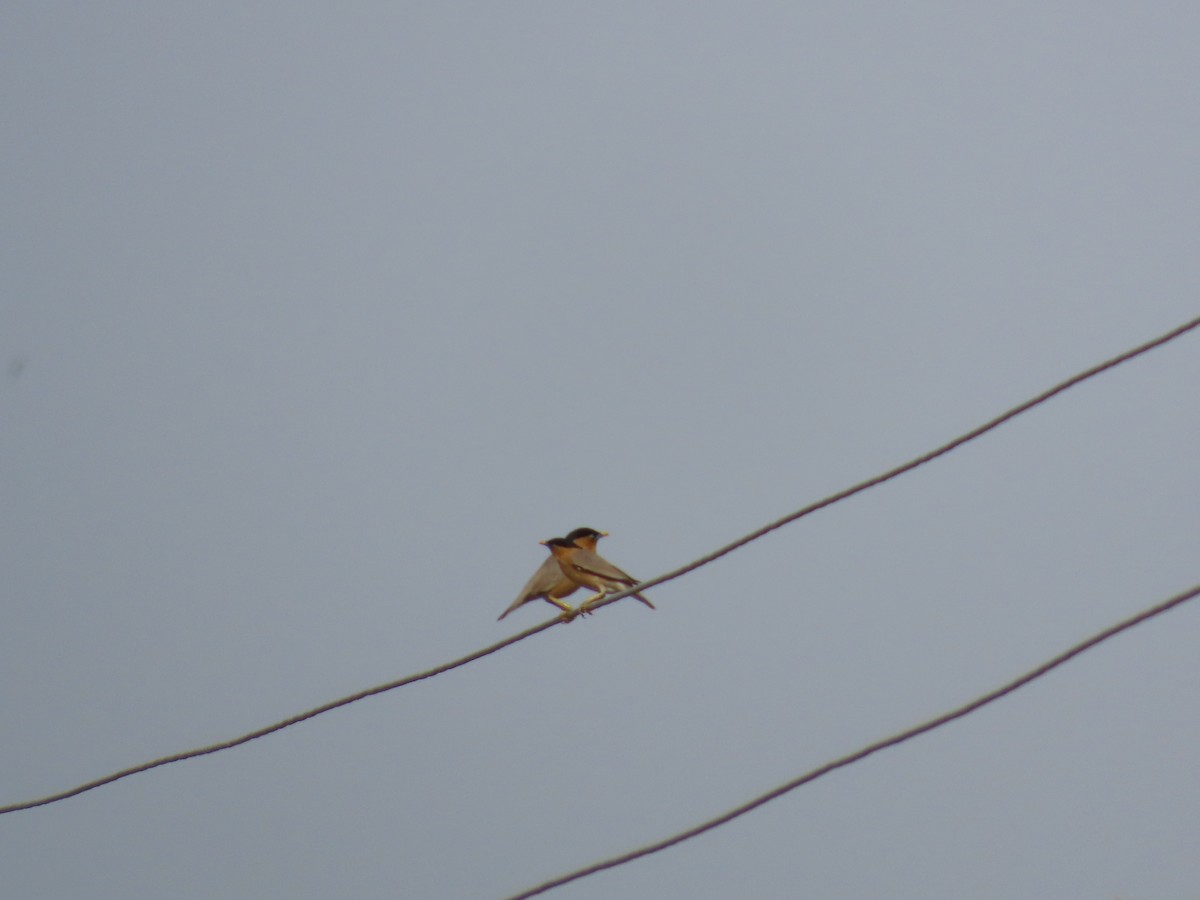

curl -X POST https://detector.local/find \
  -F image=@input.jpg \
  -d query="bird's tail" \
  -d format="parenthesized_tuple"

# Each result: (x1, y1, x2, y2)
(633, 591, 656, 610)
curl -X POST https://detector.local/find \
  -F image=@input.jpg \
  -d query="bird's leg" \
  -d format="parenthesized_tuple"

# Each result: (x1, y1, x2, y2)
(578, 592, 607, 615)
(549, 598, 579, 623)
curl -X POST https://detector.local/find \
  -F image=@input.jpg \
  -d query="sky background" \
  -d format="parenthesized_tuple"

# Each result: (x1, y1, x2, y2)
(3, 3, 1199, 898)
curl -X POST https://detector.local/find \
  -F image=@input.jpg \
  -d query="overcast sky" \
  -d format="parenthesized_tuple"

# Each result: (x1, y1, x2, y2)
(4, 4, 1199, 898)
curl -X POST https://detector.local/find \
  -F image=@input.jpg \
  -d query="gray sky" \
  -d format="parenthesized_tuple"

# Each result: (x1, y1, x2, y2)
(4, 4, 1199, 898)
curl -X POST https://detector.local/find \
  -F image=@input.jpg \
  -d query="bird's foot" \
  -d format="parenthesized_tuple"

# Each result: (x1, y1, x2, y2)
(578, 593, 607, 616)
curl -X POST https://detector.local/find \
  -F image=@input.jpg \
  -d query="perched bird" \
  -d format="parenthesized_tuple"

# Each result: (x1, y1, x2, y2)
(498, 527, 609, 621)
(540, 536, 656, 615)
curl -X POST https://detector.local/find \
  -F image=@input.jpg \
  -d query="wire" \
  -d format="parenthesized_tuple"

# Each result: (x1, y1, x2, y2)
(0, 617, 558, 814)
(581, 312, 1200, 614)
(2, 313, 1197, 816)
(506, 581, 1200, 899)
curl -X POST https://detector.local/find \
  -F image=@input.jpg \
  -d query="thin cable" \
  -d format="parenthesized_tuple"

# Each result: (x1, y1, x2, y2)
(507, 581, 1200, 899)
(583, 313, 1200, 613)
(3, 313, 1197, 815)
(0, 618, 558, 814)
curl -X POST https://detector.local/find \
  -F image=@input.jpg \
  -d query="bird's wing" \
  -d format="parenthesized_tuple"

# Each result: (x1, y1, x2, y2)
(568, 549, 638, 586)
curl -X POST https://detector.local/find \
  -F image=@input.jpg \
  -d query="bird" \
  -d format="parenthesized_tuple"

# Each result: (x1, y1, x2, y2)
(498, 527, 610, 622)
(540, 536, 656, 615)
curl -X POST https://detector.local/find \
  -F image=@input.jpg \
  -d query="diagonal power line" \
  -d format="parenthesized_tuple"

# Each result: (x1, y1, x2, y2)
(506, 581, 1200, 899)
(0, 616, 559, 814)
(581, 312, 1200, 614)
(3, 313, 1197, 816)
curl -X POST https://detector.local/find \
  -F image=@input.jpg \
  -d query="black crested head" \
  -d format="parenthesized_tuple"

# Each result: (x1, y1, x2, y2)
(540, 537, 576, 549)
(564, 527, 605, 543)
